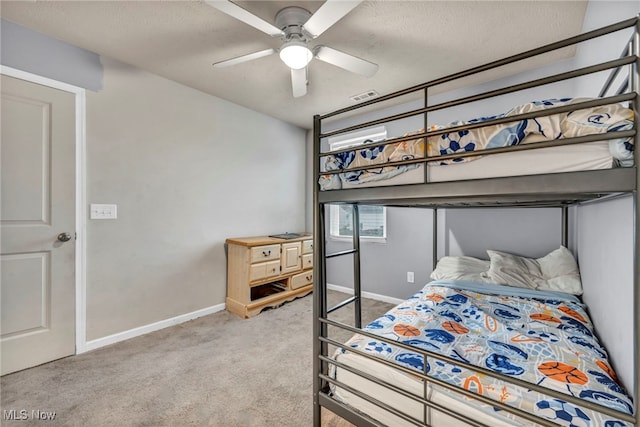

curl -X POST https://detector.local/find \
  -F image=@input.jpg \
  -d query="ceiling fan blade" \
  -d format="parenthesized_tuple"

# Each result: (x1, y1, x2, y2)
(291, 67, 308, 98)
(205, 0, 284, 37)
(303, 0, 362, 38)
(314, 46, 378, 77)
(213, 48, 276, 68)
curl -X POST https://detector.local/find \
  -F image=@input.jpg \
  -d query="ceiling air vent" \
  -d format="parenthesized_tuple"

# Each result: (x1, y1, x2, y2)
(350, 90, 379, 102)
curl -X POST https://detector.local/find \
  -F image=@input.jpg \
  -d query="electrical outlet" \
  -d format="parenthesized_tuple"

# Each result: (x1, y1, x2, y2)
(407, 271, 414, 283)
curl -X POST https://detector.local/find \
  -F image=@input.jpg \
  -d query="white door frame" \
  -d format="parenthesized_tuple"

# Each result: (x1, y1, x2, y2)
(1, 65, 89, 354)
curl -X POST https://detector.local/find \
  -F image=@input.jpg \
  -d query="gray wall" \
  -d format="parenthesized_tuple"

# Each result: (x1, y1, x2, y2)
(1, 19, 103, 91)
(324, 206, 565, 300)
(85, 58, 306, 340)
(440, 208, 563, 259)
(325, 207, 434, 299)
(2, 21, 307, 341)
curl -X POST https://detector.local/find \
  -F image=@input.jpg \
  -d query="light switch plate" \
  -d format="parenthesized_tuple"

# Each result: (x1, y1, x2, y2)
(90, 204, 117, 219)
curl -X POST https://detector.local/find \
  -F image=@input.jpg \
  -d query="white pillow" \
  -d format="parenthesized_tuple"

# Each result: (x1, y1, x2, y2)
(430, 256, 491, 283)
(487, 246, 582, 295)
(537, 246, 583, 295)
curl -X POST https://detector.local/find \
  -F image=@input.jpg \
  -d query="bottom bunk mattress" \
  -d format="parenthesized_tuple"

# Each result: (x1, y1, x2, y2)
(329, 280, 633, 426)
(330, 141, 618, 190)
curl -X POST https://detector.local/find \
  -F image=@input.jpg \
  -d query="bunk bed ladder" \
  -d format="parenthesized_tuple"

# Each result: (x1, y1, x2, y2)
(313, 113, 367, 425)
(314, 202, 365, 427)
(312, 114, 325, 427)
(325, 204, 363, 328)
(632, 14, 640, 423)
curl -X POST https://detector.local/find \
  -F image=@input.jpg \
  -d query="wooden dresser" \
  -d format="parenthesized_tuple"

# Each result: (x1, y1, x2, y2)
(225, 233, 313, 318)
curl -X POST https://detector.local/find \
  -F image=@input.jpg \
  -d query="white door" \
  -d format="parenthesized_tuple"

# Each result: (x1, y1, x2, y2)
(1, 74, 76, 375)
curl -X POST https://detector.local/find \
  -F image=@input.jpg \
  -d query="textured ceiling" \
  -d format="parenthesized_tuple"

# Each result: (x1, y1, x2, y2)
(1, 1, 588, 129)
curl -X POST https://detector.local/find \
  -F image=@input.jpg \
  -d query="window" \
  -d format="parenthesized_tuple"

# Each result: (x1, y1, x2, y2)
(327, 127, 388, 241)
(329, 205, 387, 240)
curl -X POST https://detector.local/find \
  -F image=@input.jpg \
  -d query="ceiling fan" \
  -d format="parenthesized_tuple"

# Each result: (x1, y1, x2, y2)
(206, 0, 378, 98)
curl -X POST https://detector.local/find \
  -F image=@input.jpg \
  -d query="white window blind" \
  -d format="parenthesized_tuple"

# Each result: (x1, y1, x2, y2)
(329, 205, 386, 239)
(327, 125, 387, 151)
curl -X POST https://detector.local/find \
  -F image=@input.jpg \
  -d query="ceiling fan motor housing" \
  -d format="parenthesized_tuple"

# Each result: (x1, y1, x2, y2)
(275, 6, 312, 41)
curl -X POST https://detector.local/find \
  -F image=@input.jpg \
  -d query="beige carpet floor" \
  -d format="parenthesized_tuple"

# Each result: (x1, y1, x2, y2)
(1, 291, 394, 427)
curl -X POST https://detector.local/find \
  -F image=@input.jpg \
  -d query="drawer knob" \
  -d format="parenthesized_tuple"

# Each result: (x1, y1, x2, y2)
(263, 250, 271, 257)
(306, 275, 312, 281)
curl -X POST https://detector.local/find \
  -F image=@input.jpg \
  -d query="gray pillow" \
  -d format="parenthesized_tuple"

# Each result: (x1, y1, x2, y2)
(487, 246, 582, 295)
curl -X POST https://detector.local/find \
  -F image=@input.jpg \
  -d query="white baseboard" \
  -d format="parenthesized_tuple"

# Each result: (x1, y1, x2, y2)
(79, 303, 226, 353)
(327, 283, 403, 306)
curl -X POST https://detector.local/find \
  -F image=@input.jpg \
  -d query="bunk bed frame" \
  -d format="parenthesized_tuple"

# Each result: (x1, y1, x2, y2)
(313, 16, 640, 427)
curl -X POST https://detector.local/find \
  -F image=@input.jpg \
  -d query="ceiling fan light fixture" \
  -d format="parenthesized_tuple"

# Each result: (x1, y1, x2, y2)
(279, 41, 313, 70)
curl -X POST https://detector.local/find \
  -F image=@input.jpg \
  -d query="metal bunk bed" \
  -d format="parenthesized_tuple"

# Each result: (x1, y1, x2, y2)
(313, 16, 639, 427)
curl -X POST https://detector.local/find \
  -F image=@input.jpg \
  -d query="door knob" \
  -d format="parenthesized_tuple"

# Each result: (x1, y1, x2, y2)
(57, 232, 72, 242)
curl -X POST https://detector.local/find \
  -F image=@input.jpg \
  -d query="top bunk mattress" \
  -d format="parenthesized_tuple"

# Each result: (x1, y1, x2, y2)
(337, 141, 615, 189)
(319, 98, 634, 191)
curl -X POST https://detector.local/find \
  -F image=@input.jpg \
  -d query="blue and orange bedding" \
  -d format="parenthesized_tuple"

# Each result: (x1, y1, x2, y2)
(319, 98, 634, 190)
(335, 280, 633, 426)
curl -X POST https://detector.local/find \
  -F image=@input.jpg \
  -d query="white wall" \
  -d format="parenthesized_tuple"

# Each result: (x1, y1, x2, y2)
(574, 0, 640, 96)
(85, 58, 307, 340)
(577, 195, 634, 393)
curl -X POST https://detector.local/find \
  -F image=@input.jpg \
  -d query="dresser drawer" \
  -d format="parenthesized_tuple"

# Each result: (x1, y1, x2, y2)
(302, 239, 313, 254)
(250, 260, 280, 281)
(290, 270, 313, 290)
(302, 253, 313, 269)
(250, 244, 280, 263)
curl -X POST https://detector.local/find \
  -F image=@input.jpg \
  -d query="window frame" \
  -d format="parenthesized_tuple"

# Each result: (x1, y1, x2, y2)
(328, 204, 387, 243)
